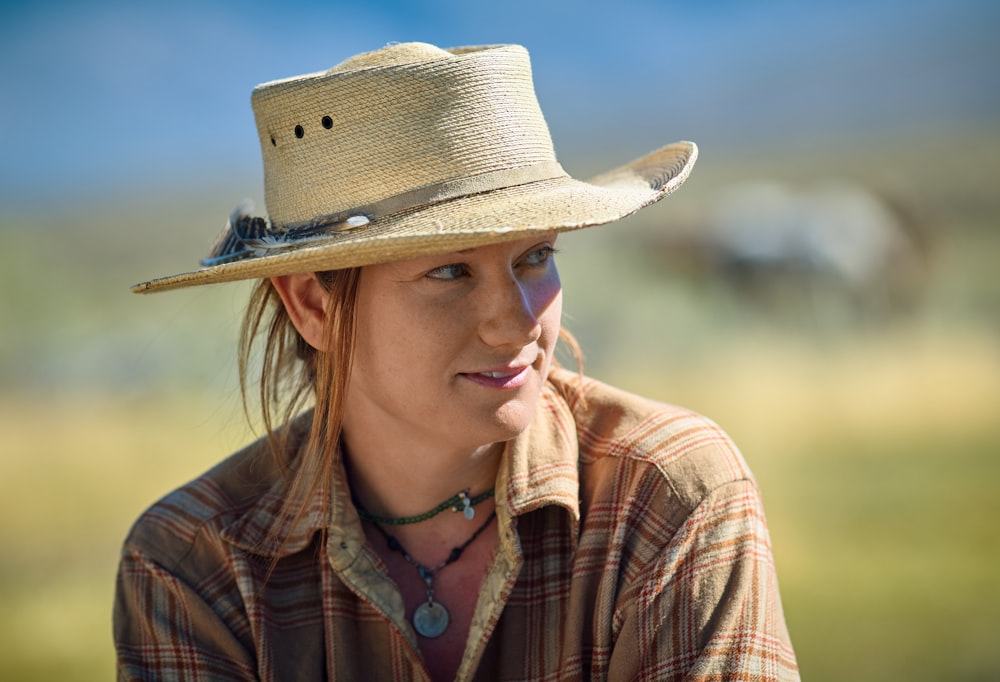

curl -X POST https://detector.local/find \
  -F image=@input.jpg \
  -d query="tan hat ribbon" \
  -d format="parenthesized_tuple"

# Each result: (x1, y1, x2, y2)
(203, 159, 568, 266)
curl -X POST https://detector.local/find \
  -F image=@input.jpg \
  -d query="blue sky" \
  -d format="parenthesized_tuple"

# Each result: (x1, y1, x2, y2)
(0, 0, 996, 206)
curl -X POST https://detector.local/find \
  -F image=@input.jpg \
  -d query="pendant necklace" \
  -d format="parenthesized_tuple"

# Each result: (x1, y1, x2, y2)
(367, 509, 497, 639)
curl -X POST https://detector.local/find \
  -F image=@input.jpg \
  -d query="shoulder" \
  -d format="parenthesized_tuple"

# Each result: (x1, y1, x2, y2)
(544, 374, 798, 680)
(120, 419, 300, 571)
(547, 369, 755, 518)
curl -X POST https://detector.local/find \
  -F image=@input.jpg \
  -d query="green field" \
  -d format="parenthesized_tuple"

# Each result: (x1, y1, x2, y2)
(1, 130, 998, 680)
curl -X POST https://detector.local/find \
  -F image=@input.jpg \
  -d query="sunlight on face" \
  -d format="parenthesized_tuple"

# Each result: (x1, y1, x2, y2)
(342, 235, 563, 455)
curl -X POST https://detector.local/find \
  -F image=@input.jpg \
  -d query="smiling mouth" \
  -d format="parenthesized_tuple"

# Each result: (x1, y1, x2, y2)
(461, 366, 531, 389)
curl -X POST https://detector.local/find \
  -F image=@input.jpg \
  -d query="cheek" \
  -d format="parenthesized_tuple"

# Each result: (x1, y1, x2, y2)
(360, 302, 461, 381)
(534, 280, 563, 352)
(533, 268, 562, 318)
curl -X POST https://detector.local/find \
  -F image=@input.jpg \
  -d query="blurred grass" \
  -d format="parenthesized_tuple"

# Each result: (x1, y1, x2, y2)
(0, 394, 252, 680)
(1, 129, 999, 680)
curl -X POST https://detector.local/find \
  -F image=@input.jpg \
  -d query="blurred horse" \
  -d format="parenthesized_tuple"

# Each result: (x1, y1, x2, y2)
(649, 180, 932, 325)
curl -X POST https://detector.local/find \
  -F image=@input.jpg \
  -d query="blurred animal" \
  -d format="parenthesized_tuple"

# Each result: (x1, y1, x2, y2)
(648, 180, 932, 325)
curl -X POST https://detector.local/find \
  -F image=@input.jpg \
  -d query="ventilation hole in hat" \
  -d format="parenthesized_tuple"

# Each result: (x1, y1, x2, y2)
(270, 135, 276, 146)
(321, 115, 333, 129)
(294, 125, 304, 138)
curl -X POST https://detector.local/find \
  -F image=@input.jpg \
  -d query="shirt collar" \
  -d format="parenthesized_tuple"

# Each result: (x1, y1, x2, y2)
(500, 371, 581, 522)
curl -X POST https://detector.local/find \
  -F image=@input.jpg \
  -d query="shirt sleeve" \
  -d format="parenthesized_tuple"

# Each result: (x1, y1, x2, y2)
(113, 547, 259, 681)
(612, 478, 799, 681)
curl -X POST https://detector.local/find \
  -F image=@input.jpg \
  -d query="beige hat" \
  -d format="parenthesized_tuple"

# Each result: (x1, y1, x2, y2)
(133, 42, 697, 294)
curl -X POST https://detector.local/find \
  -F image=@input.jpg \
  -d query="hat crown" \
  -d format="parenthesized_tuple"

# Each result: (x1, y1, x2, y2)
(251, 43, 557, 229)
(324, 41, 452, 74)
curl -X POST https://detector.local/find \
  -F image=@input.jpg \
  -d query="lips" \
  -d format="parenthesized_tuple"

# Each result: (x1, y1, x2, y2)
(461, 365, 531, 390)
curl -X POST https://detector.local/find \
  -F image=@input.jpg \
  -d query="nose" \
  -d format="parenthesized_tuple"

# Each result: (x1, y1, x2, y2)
(477, 274, 543, 350)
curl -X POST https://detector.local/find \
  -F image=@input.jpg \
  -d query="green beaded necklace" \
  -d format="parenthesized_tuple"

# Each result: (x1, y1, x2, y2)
(355, 488, 495, 526)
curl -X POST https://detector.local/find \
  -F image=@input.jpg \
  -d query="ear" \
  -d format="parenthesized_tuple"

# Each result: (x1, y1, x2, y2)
(270, 273, 330, 350)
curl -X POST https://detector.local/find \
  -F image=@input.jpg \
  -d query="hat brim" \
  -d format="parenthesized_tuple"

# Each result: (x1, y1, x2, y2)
(132, 141, 696, 293)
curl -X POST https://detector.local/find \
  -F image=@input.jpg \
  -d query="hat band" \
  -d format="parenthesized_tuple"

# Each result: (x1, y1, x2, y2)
(283, 159, 569, 232)
(203, 160, 569, 267)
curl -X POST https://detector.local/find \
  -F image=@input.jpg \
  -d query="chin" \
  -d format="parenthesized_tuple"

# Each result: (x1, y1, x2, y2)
(455, 371, 547, 446)
(486, 397, 538, 442)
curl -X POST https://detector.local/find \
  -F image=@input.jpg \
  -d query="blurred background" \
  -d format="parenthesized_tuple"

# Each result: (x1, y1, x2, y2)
(1, 0, 998, 679)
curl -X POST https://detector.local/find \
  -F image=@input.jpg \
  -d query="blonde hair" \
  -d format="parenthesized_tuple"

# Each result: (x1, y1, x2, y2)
(238, 268, 581, 549)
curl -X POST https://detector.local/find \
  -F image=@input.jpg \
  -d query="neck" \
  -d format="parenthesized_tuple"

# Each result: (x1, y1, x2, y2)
(341, 431, 504, 523)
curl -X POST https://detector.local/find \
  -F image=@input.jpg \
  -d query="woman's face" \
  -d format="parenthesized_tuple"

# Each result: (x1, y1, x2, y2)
(343, 234, 563, 454)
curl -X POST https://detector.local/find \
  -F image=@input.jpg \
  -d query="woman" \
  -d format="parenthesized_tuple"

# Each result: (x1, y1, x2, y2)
(116, 42, 798, 681)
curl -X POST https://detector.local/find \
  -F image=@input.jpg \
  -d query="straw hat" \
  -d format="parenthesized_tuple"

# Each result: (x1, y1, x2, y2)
(133, 42, 697, 293)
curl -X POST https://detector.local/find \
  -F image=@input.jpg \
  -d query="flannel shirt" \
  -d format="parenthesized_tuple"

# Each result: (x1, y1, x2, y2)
(115, 369, 798, 680)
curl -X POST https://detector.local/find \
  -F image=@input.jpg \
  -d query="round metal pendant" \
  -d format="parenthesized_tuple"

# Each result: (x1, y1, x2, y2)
(413, 600, 449, 639)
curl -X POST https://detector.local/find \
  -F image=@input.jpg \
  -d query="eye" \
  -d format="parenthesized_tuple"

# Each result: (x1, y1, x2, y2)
(521, 244, 557, 267)
(425, 262, 470, 280)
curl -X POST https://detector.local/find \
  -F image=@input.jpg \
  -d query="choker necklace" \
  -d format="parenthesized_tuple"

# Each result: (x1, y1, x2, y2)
(368, 509, 497, 639)
(355, 488, 494, 526)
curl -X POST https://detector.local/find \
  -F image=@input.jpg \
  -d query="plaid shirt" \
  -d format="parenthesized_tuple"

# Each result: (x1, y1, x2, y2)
(115, 369, 798, 680)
